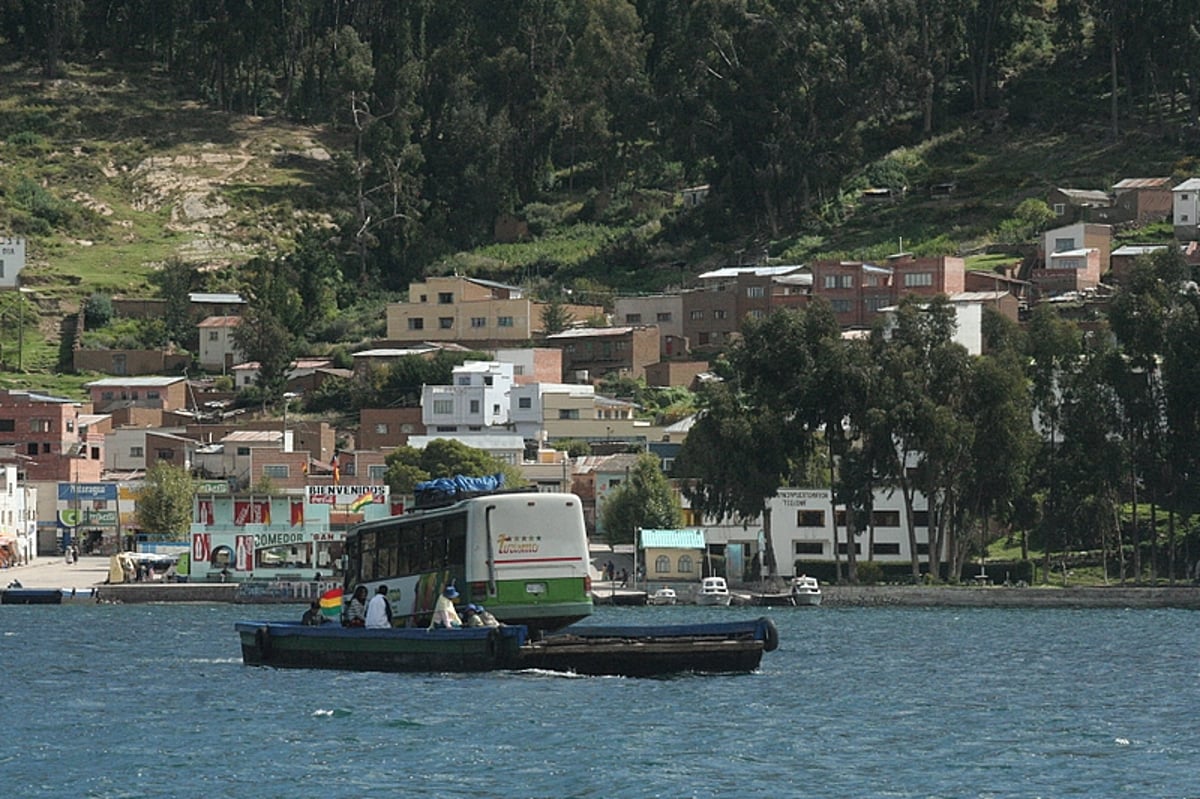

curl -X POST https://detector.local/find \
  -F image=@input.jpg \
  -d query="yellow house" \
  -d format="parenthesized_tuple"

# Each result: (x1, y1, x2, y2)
(639, 528, 706, 581)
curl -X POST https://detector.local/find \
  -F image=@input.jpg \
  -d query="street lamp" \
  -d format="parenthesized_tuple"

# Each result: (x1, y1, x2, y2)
(281, 391, 298, 453)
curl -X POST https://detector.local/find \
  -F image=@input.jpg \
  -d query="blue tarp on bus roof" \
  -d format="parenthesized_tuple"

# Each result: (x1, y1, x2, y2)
(414, 474, 505, 506)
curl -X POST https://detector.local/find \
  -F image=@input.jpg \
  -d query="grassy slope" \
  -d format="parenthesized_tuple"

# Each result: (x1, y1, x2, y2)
(0, 63, 345, 395)
(1, 64, 1193, 397)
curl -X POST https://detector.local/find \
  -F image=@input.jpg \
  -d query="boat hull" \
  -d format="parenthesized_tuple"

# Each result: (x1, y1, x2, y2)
(695, 594, 732, 606)
(235, 623, 524, 672)
(235, 617, 778, 677)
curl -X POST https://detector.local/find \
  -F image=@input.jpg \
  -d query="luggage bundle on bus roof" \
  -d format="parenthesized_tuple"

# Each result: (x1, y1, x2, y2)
(413, 473, 506, 510)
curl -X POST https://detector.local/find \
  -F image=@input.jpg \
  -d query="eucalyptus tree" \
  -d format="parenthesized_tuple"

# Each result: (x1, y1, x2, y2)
(600, 452, 682, 546)
(872, 295, 971, 581)
(676, 307, 832, 581)
(1026, 304, 1082, 581)
(958, 347, 1036, 578)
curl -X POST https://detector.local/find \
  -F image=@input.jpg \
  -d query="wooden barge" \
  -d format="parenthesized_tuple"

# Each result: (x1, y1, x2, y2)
(235, 617, 779, 677)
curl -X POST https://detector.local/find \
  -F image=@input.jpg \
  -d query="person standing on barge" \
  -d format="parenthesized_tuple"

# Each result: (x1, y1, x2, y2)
(365, 585, 393, 628)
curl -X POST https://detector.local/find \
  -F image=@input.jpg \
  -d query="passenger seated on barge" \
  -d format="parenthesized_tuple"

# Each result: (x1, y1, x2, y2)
(429, 585, 462, 629)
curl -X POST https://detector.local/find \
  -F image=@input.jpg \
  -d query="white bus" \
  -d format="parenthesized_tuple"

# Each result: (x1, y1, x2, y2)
(344, 491, 593, 631)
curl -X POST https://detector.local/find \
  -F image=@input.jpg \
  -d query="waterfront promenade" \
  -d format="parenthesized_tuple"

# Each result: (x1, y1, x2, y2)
(6, 554, 1200, 608)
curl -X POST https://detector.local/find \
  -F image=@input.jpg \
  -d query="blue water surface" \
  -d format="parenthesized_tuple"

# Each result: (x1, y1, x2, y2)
(2, 603, 1197, 799)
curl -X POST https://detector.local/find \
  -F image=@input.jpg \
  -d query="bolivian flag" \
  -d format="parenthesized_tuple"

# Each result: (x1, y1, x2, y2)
(349, 492, 374, 512)
(319, 588, 344, 620)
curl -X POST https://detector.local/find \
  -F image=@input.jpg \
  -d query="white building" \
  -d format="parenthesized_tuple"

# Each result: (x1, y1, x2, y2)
(405, 433, 525, 466)
(1173, 178, 1200, 241)
(698, 487, 933, 580)
(421, 361, 515, 433)
(197, 316, 243, 372)
(0, 462, 37, 566)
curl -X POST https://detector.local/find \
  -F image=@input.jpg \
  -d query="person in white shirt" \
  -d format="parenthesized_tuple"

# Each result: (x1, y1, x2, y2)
(365, 585, 393, 628)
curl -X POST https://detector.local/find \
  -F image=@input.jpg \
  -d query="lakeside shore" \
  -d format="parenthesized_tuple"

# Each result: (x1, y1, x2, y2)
(6, 556, 1200, 608)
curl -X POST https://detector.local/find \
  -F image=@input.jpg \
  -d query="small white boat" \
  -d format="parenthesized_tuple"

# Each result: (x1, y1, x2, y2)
(648, 587, 678, 606)
(790, 575, 822, 607)
(695, 576, 732, 607)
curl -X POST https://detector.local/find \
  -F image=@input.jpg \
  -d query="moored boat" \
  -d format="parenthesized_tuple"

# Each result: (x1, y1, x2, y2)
(647, 586, 677, 605)
(235, 616, 779, 677)
(695, 576, 732, 606)
(790, 575, 822, 607)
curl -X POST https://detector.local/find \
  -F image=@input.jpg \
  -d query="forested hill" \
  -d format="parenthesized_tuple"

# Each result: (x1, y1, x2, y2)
(2, 1, 1199, 302)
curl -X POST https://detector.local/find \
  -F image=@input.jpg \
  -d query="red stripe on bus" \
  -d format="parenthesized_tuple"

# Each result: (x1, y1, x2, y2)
(494, 556, 584, 564)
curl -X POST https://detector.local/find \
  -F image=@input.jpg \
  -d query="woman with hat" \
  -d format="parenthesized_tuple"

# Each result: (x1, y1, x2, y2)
(429, 584, 462, 629)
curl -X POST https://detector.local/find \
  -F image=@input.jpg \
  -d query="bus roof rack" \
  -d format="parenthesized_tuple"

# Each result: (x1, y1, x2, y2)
(413, 474, 506, 510)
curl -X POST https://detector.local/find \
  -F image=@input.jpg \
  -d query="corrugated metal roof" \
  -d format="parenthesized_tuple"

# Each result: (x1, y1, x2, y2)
(697, 264, 805, 279)
(86, 376, 185, 387)
(1113, 177, 1170, 190)
(189, 292, 245, 304)
(1174, 178, 1200, 191)
(640, 528, 706, 549)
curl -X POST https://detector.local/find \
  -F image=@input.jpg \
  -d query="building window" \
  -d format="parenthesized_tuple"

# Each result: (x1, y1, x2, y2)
(457, 376, 471, 385)
(368, 465, 387, 481)
(43, 442, 51, 453)
(903, 272, 933, 287)
(713, 309, 727, 320)
(130, 446, 144, 457)
(147, 391, 160, 400)
(746, 285, 765, 298)
(436, 425, 456, 432)
(401, 424, 414, 434)
(1053, 203, 1065, 215)
(678, 554, 694, 573)
(697, 332, 710, 345)
(438, 292, 453, 304)
(236, 446, 251, 456)
(558, 409, 579, 419)
(432, 399, 453, 415)
(408, 318, 424, 331)
(748, 309, 765, 320)
(208, 331, 219, 341)
(469, 399, 481, 414)
(1054, 237, 1075, 252)
(830, 299, 852, 313)
(518, 397, 532, 409)
(1184, 215, 1190, 223)
(0, 419, 13, 432)
(654, 555, 670, 573)
(263, 465, 289, 478)
(625, 313, 642, 324)
(865, 296, 889, 312)
(836, 542, 863, 555)
(824, 274, 853, 289)
(29, 419, 50, 433)
(471, 317, 486, 328)
(102, 391, 114, 400)
(794, 541, 823, 555)
(913, 510, 930, 528)
(27, 443, 37, 456)
(797, 510, 824, 527)
(872, 510, 901, 527)
(497, 316, 514, 327)
(419, 294, 427, 302)
(690, 310, 704, 320)
(873, 542, 901, 555)
(513, 366, 524, 375)
(439, 317, 453, 329)
(374, 423, 389, 434)
(656, 312, 672, 322)
(91, 446, 100, 460)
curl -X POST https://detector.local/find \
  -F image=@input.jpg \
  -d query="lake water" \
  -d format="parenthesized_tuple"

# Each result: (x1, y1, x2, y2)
(2, 603, 1197, 798)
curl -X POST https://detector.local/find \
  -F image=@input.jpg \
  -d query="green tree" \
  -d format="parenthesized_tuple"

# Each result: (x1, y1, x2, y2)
(599, 452, 681, 545)
(384, 438, 525, 495)
(135, 463, 194, 540)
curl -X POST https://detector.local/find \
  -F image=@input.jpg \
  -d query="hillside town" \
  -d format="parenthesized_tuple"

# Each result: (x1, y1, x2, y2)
(3, 177, 1200, 591)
